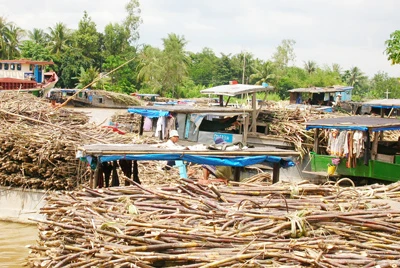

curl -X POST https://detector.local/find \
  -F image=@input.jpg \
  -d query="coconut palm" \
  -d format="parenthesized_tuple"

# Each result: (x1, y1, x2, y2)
(304, 60, 317, 74)
(137, 45, 163, 93)
(347, 66, 366, 87)
(28, 28, 49, 45)
(0, 17, 23, 59)
(47, 22, 72, 55)
(250, 60, 276, 86)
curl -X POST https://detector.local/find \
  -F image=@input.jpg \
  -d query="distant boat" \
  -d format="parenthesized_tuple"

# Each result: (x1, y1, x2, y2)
(71, 89, 142, 108)
(0, 59, 58, 97)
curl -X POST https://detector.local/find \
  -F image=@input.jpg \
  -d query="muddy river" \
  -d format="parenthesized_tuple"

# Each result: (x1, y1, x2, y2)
(0, 221, 38, 267)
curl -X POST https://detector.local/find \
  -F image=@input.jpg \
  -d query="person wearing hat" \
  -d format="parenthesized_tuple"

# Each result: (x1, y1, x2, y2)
(163, 129, 187, 170)
(335, 94, 342, 107)
(201, 137, 233, 184)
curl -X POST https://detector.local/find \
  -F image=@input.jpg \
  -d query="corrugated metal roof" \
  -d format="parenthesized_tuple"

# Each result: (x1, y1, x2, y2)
(305, 116, 400, 131)
(127, 105, 252, 114)
(288, 86, 353, 93)
(200, 84, 273, 96)
(363, 99, 400, 108)
(0, 60, 54, 65)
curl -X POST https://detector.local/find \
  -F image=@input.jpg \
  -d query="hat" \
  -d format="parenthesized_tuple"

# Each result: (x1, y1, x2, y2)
(215, 137, 226, 144)
(170, 130, 179, 137)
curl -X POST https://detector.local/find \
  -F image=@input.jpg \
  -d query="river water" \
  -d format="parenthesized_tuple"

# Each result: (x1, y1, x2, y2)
(0, 107, 124, 267)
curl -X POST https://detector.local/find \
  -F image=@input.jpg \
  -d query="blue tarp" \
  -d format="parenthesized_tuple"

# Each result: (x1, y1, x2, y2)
(98, 154, 295, 168)
(127, 108, 169, 118)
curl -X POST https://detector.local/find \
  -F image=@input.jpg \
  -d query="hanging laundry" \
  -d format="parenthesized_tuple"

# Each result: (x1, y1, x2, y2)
(143, 117, 152, 131)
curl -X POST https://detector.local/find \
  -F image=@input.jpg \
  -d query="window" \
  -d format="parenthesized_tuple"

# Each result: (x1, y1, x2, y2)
(29, 64, 33, 71)
(17, 64, 21, 71)
(4, 63, 9, 70)
(0, 63, 2, 70)
(98, 97, 104, 104)
(10, 63, 15, 70)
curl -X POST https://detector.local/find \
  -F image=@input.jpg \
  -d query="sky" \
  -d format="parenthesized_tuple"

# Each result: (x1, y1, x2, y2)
(2, 0, 400, 78)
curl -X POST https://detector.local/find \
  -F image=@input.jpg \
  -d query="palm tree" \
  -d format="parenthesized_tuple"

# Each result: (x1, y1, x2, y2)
(250, 60, 276, 85)
(137, 45, 163, 93)
(5, 24, 25, 59)
(28, 28, 49, 45)
(304, 60, 317, 74)
(161, 33, 190, 97)
(48, 22, 71, 55)
(347, 66, 366, 87)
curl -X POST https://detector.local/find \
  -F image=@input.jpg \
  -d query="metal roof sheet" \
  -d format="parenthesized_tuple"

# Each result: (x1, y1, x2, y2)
(200, 84, 273, 96)
(362, 99, 400, 108)
(127, 105, 252, 114)
(0, 59, 54, 65)
(288, 86, 353, 93)
(305, 116, 400, 131)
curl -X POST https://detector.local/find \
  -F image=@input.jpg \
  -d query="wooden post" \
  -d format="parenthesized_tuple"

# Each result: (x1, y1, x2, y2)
(93, 159, 100, 188)
(234, 167, 240, 182)
(313, 128, 320, 154)
(251, 92, 257, 133)
(219, 95, 223, 107)
(243, 115, 249, 144)
(272, 163, 280, 183)
(371, 131, 379, 160)
(380, 108, 384, 118)
(133, 160, 140, 184)
(139, 115, 144, 135)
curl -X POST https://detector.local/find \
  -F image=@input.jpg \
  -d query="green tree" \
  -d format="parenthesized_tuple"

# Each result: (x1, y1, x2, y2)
(272, 39, 296, 70)
(28, 28, 49, 45)
(124, 0, 142, 43)
(214, 53, 235, 85)
(58, 47, 92, 88)
(48, 22, 72, 55)
(304, 60, 317, 75)
(188, 48, 219, 86)
(73, 11, 101, 67)
(137, 45, 164, 93)
(369, 71, 400, 99)
(20, 40, 52, 61)
(160, 33, 190, 97)
(75, 66, 109, 89)
(103, 23, 130, 57)
(249, 60, 276, 86)
(385, 30, 400, 65)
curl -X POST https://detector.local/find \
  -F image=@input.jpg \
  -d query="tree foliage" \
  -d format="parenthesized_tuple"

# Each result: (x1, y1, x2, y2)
(385, 30, 400, 65)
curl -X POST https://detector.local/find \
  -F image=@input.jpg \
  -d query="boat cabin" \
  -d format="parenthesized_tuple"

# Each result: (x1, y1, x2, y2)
(305, 116, 400, 182)
(360, 99, 400, 117)
(200, 83, 274, 134)
(128, 105, 252, 144)
(0, 60, 55, 92)
(288, 86, 353, 111)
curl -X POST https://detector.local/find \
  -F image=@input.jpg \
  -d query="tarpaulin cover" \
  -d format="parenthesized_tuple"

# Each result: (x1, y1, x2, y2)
(99, 154, 295, 168)
(127, 108, 169, 118)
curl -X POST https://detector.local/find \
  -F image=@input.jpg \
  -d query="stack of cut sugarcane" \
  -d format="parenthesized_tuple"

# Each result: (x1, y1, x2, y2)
(0, 92, 144, 190)
(111, 111, 141, 133)
(28, 180, 400, 267)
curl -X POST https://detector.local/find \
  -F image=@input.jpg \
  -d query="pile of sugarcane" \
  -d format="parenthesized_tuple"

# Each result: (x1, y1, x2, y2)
(111, 111, 141, 133)
(0, 92, 142, 190)
(27, 179, 400, 267)
(89, 90, 143, 106)
(257, 105, 350, 156)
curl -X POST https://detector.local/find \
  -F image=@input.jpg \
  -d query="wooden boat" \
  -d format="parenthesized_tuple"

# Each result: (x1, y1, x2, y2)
(0, 59, 58, 97)
(71, 89, 142, 108)
(305, 116, 400, 182)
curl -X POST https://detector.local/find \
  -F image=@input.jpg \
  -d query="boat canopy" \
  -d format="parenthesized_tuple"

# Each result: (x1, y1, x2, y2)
(362, 99, 400, 109)
(305, 116, 400, 132)
(200, 84, 273, 97)
(288, 86, 353, 93)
